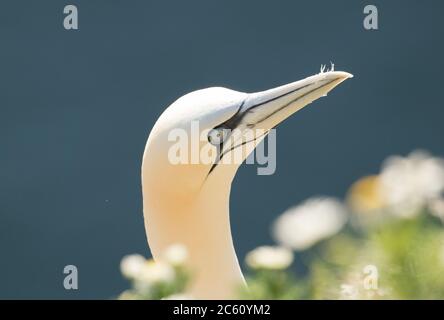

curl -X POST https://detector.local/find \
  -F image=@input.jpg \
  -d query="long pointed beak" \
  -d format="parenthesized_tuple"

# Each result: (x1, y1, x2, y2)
(240, 71, 353, 130)
(207, 70, 352, 176)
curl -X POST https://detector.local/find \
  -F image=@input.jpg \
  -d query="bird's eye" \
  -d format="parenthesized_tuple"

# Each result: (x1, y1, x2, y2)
(208, 127, 229, 145)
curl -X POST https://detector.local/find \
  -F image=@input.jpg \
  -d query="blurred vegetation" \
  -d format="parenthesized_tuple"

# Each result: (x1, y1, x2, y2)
(119, 150, 444, 299)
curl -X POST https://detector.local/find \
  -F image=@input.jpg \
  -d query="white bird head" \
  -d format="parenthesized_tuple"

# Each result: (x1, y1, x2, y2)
(141, 70, 352, 298)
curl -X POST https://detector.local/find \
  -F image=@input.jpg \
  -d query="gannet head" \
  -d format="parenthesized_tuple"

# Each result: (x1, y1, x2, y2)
(142, 70, 352, 298)
(142, 70, 353, 203)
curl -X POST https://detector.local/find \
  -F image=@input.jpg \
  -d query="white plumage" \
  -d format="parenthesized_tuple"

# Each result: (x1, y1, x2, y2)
(141, 71, 352, 299)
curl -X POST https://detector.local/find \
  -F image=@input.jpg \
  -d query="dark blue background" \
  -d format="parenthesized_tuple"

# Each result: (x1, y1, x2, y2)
(1, 1, 443, 298)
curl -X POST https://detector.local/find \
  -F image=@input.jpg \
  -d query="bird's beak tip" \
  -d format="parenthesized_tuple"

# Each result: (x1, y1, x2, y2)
(321, 70, 353, 81)
(338, 71, 353, 79)
(318, 70, 353, 92)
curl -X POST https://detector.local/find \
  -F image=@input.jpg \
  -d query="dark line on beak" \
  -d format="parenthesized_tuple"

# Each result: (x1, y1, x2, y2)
(247, 82, 313, 112)
(206, 76, 340, 177)
(252, 78, 339, 125)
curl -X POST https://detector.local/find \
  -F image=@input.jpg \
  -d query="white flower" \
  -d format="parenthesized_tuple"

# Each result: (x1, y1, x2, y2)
(379, 150, 444, 218)
(162, 293, 194, 300)
(272, 197, 348, 250)
(138, 260, 175, 284)
(120, 254, 146, 279)
(163, 244, 188, 266)
(245, 246, 293, 270)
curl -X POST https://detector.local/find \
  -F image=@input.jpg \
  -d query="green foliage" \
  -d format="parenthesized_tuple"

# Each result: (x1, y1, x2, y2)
(239, 270, 308, 300)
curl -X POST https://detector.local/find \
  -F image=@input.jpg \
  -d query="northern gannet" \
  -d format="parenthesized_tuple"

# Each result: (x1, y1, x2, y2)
(141, 69, 352, 299)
